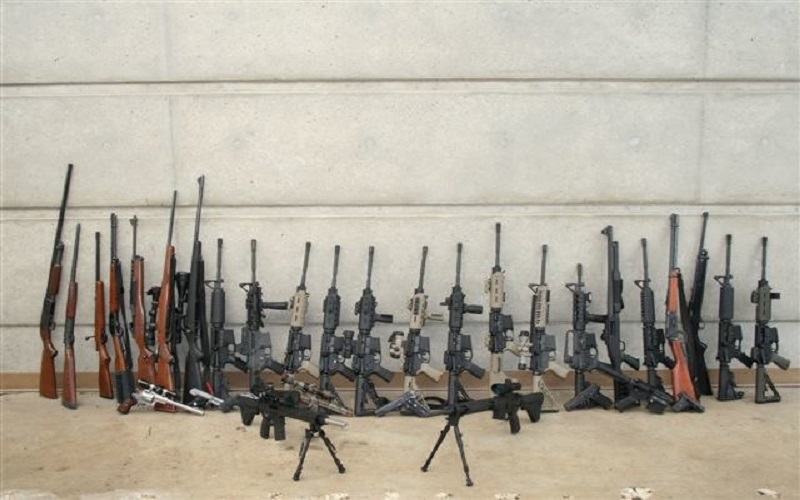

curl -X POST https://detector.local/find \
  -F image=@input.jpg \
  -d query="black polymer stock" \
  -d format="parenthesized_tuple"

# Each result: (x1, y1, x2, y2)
(564, 264, 676, 414)
(206, 238, 236, 404)
(183, 176, 211, 404)
(109, 213, 135, 403)
(237, 239, 288, 391)
(635, 238, 674, 392)
(283, 242, 319, 379)
(714, 234, 753, 401)
(318, 246, 356, 409)
(441, 243, 485, 408)
(682, 212, 713, 396)
(750, 237, 789, 404)
(346, 246, 395, 416)
(486, 223, 514, 385)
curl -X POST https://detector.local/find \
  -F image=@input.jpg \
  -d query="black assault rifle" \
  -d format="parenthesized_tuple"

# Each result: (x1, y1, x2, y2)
(485, 223, 514, 385)
(283, 242, 320, 379)
(206, 238, 237, 403)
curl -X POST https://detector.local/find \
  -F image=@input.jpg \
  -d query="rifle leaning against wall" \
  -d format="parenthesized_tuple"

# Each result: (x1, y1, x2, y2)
(109, 213, 135, 404)
(130, 216, 156, 384)
(485, 223, 515, 386)
(283, 242, 320, 379)
(681, 212, 712, 396)
(90, 231, 114, 399)
(39, 164, 73, 399)
(750, 237, 789, 404)
(154, 191, 178, 412)
(61, 224, 81, 409)
(206, 238, 237, 403)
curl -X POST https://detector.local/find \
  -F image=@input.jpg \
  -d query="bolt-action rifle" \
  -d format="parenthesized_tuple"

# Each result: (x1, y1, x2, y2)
(206, 238, 236, 403)
(317, 246, 356, 408)
(593, 226, 639, 404)
(517, 244, 569, 411)
(130, 216, 155, 384)
(109, 213, 135, 404)
(664, 215, 702, 410)
(751, 237, 789, 404)
(347, 246, 395, 416)
(154, 191, 178, 412)
(682, 212, 712, 396)
(714, 234, 753, 401)
(283, 242, 320, 379)
(634, 238, 674, 392)
(39, 164, 73, 399)
(442, 243, 485, 408)
(61, 224, 80, 409)
(183, 176, 211, 403)
(485, 223, 515, 386)
(381, 246, 444, 417)
(238, 239, 288, 391)
(90, 231, 114, 399)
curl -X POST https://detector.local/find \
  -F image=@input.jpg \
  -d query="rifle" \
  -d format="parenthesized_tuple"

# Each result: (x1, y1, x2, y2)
(130, 216, 155, 384)
(594, 226, 639, 404)
(421, 379, 543, 487)
(235, 386, 347, 481)
(714, 234, 753, 401)
(154, 191, 178, 412)
(39, 163, 73, 399)
(517, 244, 569, 409)
(206, 238, 236, 403)
(485, 223, 515, 386)
(348, 246, 395, 416)
(751, 237, 789, 404)
(238, 239, 288, 391)
(441, 243, 485, 408)
(634, 238, 674, 392)
(317, 246, 356, 408)
(283, 242, 320, 378)
(382, 246, 444, 416)
(563, 264, 612, 411)
(90, 231, 114, 399)
(183, 175, 210, 403)
(109, 213, 135, 403)
(682, 212, 712, 396)
(61, 224, 80, 409)
(665, 214, 701, 407)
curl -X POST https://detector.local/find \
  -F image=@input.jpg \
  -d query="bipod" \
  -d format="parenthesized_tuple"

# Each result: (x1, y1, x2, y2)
(293, 421, 346, 481)
(421, 408, 474, 487)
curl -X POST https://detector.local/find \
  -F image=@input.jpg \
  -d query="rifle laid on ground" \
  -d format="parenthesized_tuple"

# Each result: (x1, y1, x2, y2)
(236, 385, 348, 481)
(442, 243, 485, 408)
(237, 239, 288, 391)
(714, 234, 753, 401)
(317, 246, 357, 409)
(485, 223, 515, 386)
(90, 231, 114, 399)
(663, 215, 703, 412)
(517, 244, 569, 412)
(39, 164, 73, 399)
(130, 216, 155, 384)
(421, 379, 543, 487)
(154, 191, 178, 412)
(751, 237, 789, 404)
(346, 246, 395, 416)
(283, 242, 320, 379)
(206, 238, 236, 403)
(380, 246, 444, 417)
(61, 224, 80, 409)
(634, 238, 674, 392)
(682, 212, 712, 396)
(109, 213, 135, 404)
(183, 176, 211, 403)
(592, 226, 639, 404)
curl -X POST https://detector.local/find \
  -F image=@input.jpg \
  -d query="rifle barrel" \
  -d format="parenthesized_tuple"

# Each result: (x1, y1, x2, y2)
(130, 216, 138, 256)
(95, 232, 101, 282)
(669, 214, 679, 269)
(699, 212, 709, 251)
(331, 245, 340, 287)
(216, 238, 223, 281)
(366, 246, 375, 288)
(110, 214, 118, 259)
(761, 237, 768, 280)
(250, 239, 257, 283)
(300, 241, 311, 288)
(52, 164, 74, 261)
(417, 246, 428, 291)
(540, 244, 548, 284)
(70, 225, 81, 282)
(167, 190, 177, 247)
(193, 176, 205, 245)
(455, 243, 463, 286)
(641, 238, 650, 282)
(494, 223, 501, 269)
(724, 234, 732, 275)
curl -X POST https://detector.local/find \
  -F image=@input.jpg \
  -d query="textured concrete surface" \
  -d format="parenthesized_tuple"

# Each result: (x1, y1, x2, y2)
(1, 2, 798, 378)
(1, 389, 798, 499)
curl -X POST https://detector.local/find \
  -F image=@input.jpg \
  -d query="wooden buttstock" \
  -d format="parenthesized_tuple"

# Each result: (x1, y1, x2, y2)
(154, 246, 175, 393)
(670, 340, 697, 400)
(112, 335, 127, 372)
(99, 359, 114, 399)
(132, 259, 154, 383)
(62, 346, 77, 409)
(138, 356, 157, 385)
(39, 339, 58, 399)
(95, 281, 114, 399)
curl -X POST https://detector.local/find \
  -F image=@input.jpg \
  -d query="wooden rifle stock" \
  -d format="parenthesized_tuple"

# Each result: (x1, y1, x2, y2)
(62, 281, 78, 409)
(133, 258, 156, 383)
(668, 270, 697, 400)
(94, 279, 114, 399)
(39, 261, 62, 399)
(154, 245, 177, 412)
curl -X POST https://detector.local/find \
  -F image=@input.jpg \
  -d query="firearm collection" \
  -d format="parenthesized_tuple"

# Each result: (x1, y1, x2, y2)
(36, 165, 792, 484)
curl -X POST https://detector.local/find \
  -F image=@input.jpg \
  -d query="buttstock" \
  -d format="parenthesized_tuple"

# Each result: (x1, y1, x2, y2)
(419, 363, 444, 382)
(548, 362, 570, 379)
(39, 341, 58, 399)
(61, 347, 78, 409)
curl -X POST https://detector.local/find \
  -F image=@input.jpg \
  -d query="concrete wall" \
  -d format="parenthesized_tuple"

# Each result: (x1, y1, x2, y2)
(2, 1, 798, 382)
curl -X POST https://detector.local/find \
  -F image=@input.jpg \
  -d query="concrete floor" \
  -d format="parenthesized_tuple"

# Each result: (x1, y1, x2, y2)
(1, 389, 798, 500)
